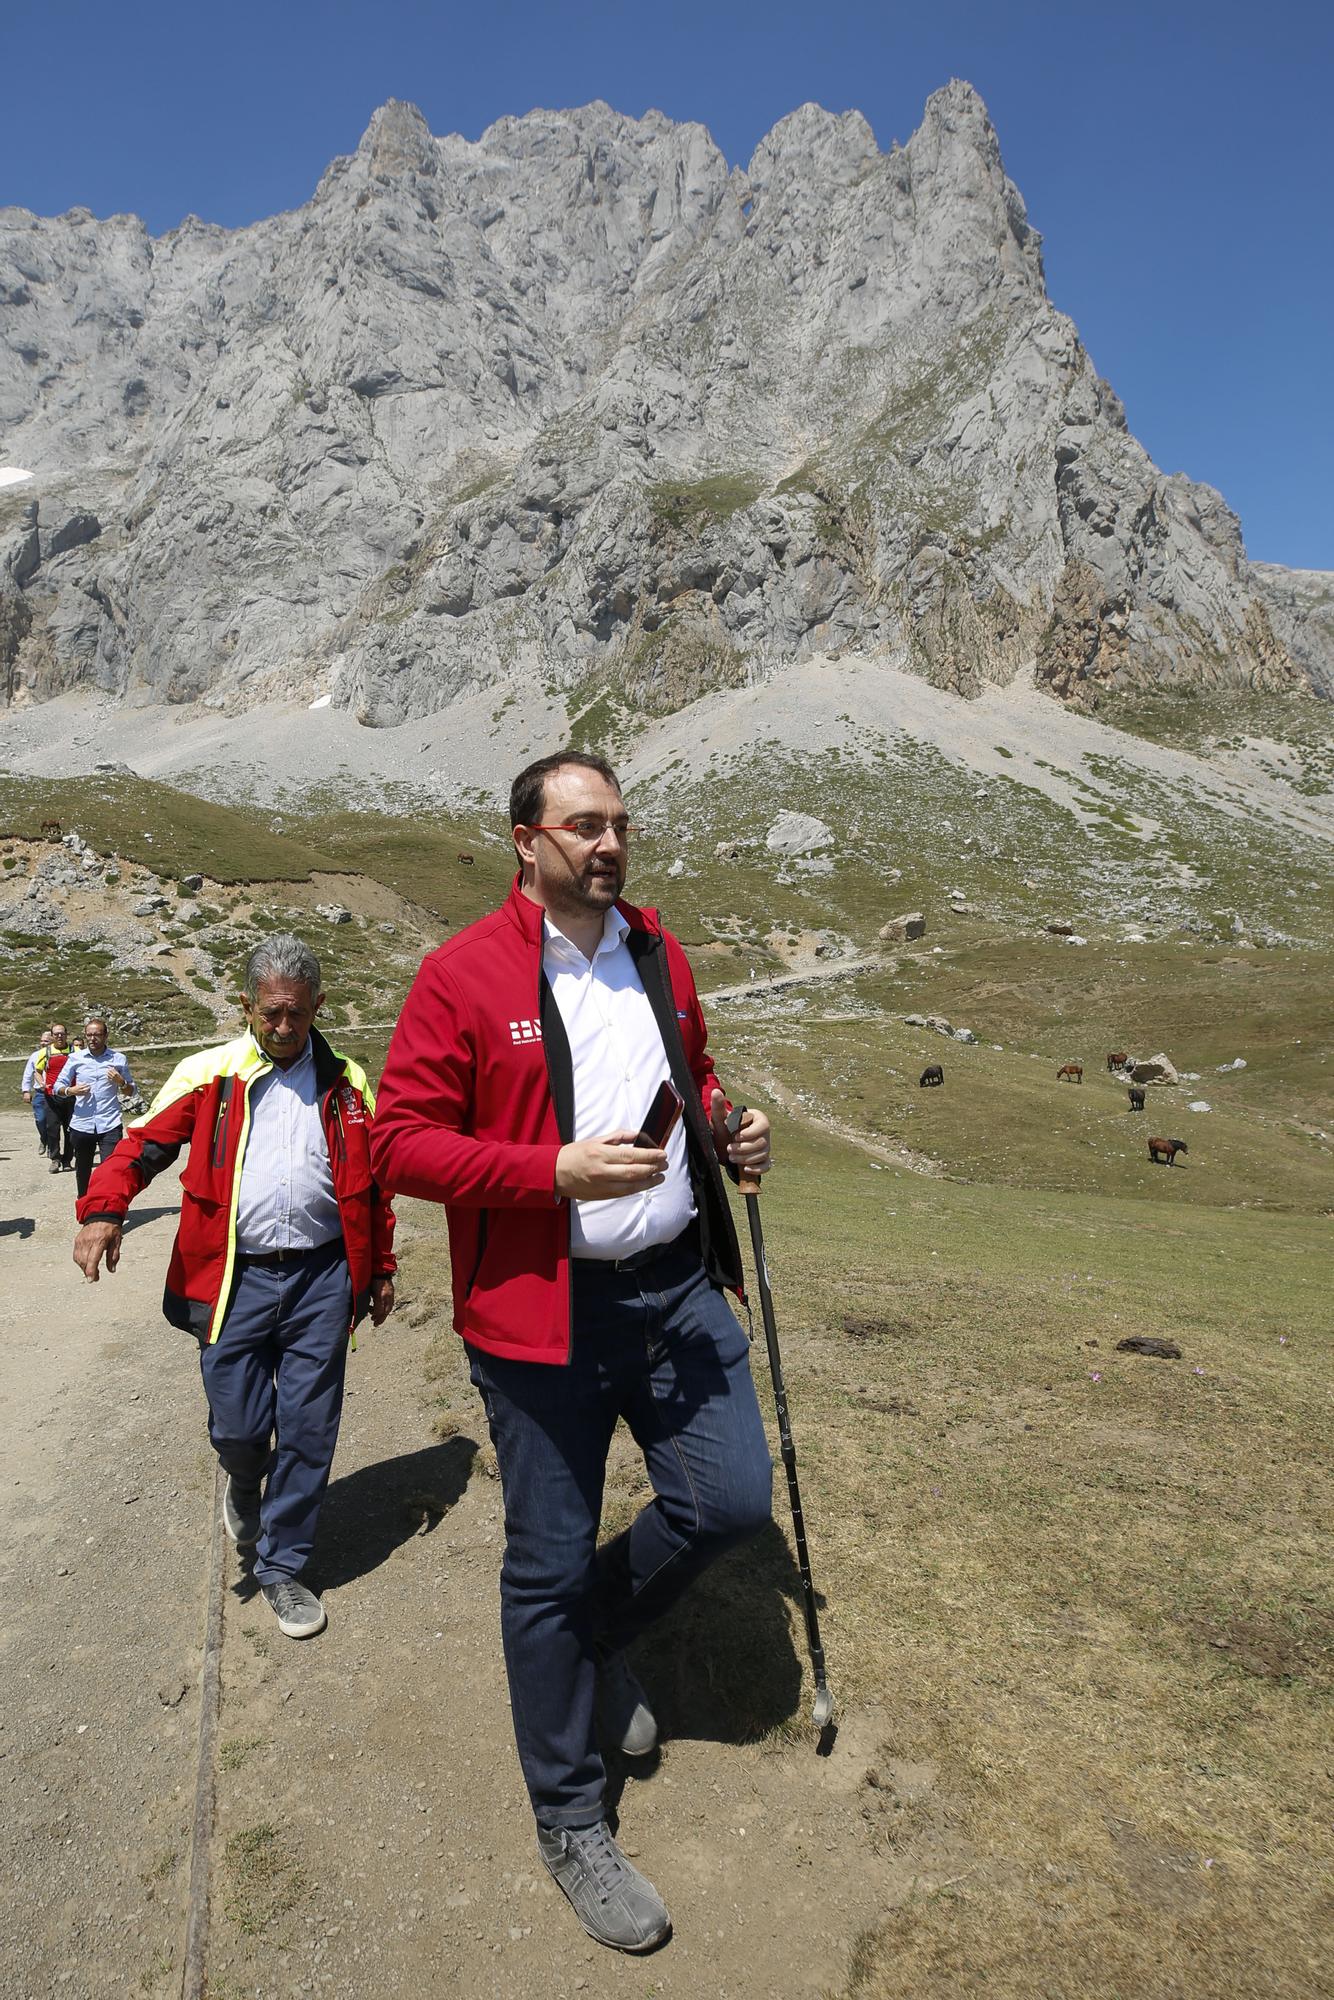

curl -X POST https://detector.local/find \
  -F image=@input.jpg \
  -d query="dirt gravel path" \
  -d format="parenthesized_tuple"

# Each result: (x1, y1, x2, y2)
(0, 1109, 909, 1999)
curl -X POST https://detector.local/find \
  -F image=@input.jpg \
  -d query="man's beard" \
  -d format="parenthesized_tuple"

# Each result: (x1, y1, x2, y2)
(544, 849, 624, 914)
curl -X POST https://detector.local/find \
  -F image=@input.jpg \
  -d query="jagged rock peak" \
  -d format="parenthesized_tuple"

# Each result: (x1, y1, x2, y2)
(747, 103, 880, 189)
(358, 99, 437, 177)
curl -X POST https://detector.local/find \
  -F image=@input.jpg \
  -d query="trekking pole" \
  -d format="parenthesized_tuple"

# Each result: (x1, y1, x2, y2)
(726, 1106, 835, 1748)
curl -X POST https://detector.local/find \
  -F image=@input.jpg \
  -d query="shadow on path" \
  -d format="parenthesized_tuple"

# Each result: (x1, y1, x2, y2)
(316, 1434, 480, 1588)
(605, 1518, 817, 1814)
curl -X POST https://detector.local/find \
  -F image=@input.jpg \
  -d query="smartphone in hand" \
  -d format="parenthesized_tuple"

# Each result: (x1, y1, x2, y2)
(634, 1079, 684, 1150)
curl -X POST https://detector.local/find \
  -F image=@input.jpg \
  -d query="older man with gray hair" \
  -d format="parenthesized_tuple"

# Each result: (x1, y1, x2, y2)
(72, 934, 397, 1640)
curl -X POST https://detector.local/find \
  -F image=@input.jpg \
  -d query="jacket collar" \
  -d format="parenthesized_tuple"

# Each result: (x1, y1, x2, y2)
(240, 1024, 346, 1096)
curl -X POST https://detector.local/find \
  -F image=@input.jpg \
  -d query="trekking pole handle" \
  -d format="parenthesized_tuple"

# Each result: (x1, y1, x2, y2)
(724, 1103, 764, 1197)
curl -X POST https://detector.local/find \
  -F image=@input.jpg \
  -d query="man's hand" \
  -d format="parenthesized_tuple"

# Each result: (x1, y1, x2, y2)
(710, 1091, 772, 1175)
(555, 1133, 668, 1202)
(369, 1276, 395, 1326)
(73, 1220, 123, 1283)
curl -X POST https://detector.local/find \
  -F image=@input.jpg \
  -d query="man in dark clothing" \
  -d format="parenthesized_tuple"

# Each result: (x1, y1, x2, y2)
(371, 751, 773, 1954)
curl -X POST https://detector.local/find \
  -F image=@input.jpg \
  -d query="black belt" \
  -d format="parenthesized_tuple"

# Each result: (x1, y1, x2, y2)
(576, 1221, 699, 1275)
(235, 1240, 343, 1268)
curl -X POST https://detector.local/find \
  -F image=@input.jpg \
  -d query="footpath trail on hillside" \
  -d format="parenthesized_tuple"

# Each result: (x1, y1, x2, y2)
(0, 1111, 902, 2000)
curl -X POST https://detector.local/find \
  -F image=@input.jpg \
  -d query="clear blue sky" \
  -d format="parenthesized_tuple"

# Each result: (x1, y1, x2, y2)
(3, 0, 1330, 569)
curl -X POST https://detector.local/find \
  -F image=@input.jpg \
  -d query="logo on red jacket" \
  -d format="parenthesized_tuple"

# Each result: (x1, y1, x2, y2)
(509, 1018, 543, 1044)
(339, 1085, 365, 1122)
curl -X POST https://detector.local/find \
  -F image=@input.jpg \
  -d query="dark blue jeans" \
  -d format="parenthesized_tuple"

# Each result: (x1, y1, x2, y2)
(467, 1239, 773, 1828)
(199, 1239, 351, 1586)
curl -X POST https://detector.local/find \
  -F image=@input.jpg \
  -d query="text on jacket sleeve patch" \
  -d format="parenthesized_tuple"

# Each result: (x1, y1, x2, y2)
(509, 1018, 543, 1044)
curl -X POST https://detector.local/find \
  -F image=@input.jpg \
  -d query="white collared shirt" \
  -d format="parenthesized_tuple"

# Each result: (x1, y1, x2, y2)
(542, 908, 695, 1260)
(234, 1039, 342, 1253)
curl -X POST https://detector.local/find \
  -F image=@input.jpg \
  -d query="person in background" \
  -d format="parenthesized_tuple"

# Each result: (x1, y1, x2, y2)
(59, 1015, 135, 1200)
(20, 1028, 53, 1156)
(39, 1023, 75, 1173)
(71, 936, 397, 1642)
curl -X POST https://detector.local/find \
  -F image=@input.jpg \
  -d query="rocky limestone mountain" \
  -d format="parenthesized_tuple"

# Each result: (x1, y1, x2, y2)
(1, 83, 1328, 724)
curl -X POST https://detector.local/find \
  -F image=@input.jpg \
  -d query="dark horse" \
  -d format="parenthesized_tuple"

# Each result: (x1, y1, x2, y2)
(1128, 1087, 1146, 1111)
(1148, 1137, 1188, 1165)
(919, 1065, 944, 1088)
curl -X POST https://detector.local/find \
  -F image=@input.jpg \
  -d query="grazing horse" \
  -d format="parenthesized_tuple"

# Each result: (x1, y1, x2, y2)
(1056, 1062, 1083, 1083)
(919, 1064, 944, 1088)
(40, 818, 62, 840)
(1128, 1086, 1146, 1111)
(457, 853, 474, 865)
(1107, 1051, 1127, 1071)
(1148, 1137, 1188, 1166)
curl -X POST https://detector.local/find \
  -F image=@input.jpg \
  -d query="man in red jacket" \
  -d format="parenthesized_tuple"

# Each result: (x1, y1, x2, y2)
(72, 934, 397, 1641)
(372, 750, 773, 1953)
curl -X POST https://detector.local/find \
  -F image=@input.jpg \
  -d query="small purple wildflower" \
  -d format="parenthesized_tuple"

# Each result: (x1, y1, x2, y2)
(1089, 1372, 1102, 1383)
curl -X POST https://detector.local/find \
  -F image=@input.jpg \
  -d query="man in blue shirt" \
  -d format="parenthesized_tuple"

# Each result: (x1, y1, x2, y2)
(59, 1016, 135, 1199)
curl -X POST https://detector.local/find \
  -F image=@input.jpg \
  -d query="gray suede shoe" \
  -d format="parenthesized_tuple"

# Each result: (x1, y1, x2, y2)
(598, 1652, 658, 1757)
(537, 1821, 670, 1952)
(222, 1477, 261, 1547)
(260, 1577, 326, 1639)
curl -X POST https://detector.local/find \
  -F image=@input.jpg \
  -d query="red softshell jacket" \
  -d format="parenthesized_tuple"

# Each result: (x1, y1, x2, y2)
(77, 1027, 396, 1342)
(370, 881, 743, 1365)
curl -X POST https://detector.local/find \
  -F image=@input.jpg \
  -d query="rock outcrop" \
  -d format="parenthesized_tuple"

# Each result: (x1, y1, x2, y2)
(2, 84, 1326, 722)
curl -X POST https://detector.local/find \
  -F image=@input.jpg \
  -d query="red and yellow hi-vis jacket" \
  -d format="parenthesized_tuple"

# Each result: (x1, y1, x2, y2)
(77, 1027, 396, 1343)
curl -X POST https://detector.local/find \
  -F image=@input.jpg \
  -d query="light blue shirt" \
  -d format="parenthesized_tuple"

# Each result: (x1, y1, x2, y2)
(62, 1048, 135, 1135)
(234, 1038, 342, 1253)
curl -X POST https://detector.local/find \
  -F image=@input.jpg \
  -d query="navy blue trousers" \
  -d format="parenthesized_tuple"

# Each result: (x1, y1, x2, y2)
(200, 1239, 351, 1586)
(467, 1237, 773, 1827)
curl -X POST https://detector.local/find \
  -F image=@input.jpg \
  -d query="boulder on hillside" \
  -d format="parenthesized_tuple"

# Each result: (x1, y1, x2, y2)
(1130, 1053, 1179, 1085)
(316, 903, 353, 925)
(181, 873, 204, 892)
(44, 511, 101, 560)
(879, 912, 926, 942)
(765, 812, 834, 858)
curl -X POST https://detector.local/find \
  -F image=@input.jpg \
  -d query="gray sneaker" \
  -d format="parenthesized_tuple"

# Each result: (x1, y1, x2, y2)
(222, 1477, 261, 1547)
(260, 1576, 326, 1639)
(598, 1653, 658, 1757)
(537, 1821, 670, 1952)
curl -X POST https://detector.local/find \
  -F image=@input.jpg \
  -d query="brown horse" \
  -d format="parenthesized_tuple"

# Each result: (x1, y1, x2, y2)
(1148, 1137, 1188, 1165)
(1107, 1051, 1127, 1071)
(1057, 1062, 1083, 1083)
